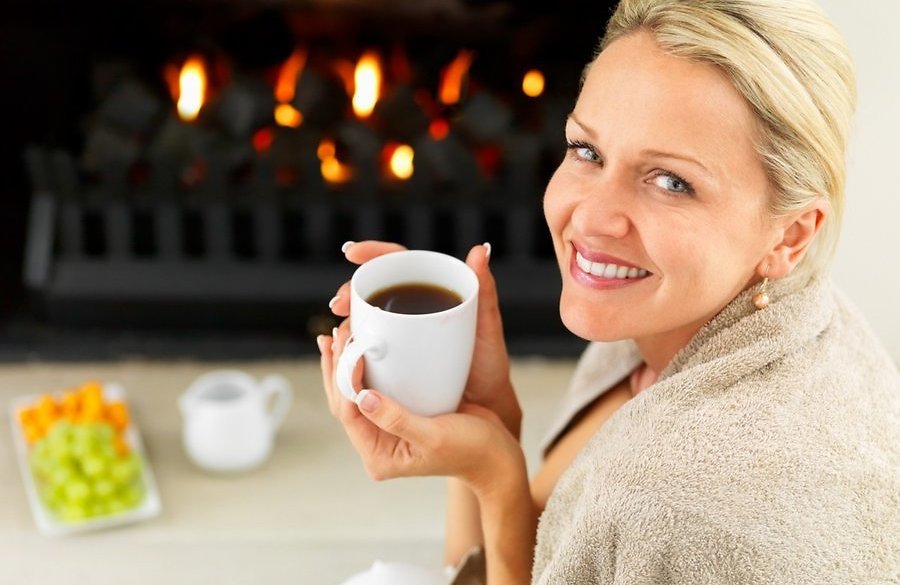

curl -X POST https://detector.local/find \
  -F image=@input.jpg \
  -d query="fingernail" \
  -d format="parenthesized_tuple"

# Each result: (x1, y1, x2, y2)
(328, 295, 339, 310)
(315, 335, 327, 354)
(331, 327, 338, 352)
(341, 241, 355, 254)
(356, 389, 380, 413)
(482, 242, 492, 261)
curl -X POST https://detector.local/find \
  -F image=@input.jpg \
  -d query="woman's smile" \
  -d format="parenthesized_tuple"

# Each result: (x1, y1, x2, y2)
(570, 247, 651, 290)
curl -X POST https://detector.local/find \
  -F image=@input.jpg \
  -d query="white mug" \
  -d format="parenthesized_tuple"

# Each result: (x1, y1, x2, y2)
(337, 250, 479, 416)
(179, 370, 292, 473)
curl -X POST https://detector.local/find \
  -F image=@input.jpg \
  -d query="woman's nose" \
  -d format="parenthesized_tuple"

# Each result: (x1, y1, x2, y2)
(569, 173, 632, 239)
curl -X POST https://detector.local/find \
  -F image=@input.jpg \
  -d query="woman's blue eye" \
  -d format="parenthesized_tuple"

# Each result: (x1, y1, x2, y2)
(651, 171, 694, 195)
(566, 140, 601, 163)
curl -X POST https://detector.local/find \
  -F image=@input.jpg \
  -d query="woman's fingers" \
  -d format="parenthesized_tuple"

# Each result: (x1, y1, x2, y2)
(350, 389, 435, 479)
(330, 319, 364, 421)
(343, 240, 406, 265)
(330, 241, 408, 317)
(465, 243, 502, 325)
(328, 281, 352, 317)
(319, 318, 357, 419)
(317, 333, 338, 416)
(355, 389, 430, 446)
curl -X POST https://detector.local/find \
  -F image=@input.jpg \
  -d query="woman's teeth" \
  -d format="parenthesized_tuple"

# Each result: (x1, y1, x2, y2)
(575, 251, 648, 279)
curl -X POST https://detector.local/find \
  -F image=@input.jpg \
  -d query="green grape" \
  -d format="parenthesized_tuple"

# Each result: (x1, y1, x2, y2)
(81, 454, 108, 479)
(31, 438, 51, 463)
(48, 463, 76, 487)
(110, 457, 139, 484)
(93, 478, 115, 499)
(119, 485, 144, 507)
(30, 440, 55, 479)
(90, 501, 109, 517)
(58, 503, 89, 522)
(30, 417, 146, 522)
(63, 478, 91, 504)
(47, 421, 72, 446)
(99, 443, 117, 460)
(91, 423, 115, 443)
(107, 499, 129, 515)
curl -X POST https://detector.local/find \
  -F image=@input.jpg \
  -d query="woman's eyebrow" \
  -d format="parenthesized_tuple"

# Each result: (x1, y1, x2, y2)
(568, 111, 713, 179)
(640, 148, 713, 178)
(567, 112, 597, 140)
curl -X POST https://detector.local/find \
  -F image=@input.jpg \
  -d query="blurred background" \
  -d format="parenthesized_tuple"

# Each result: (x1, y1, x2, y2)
(0, 0, 617, 361)
(0, 0, 896, 363)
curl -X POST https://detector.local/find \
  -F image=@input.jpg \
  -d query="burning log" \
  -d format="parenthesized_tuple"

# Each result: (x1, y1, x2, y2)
(96, 79, 163, 135)
(210, 76, 275, 138)
(373, 84, 429, 143)
(457, 91, 513, 144)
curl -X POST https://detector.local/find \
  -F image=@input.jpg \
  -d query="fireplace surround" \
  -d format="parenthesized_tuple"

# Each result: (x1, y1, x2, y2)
(9, 1, 614, 357)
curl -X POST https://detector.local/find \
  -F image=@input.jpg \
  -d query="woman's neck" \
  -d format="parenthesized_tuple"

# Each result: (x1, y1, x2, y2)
(634, 322, 705, 375)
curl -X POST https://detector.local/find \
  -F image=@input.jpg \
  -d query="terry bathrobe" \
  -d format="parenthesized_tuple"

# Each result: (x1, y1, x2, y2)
(531, 275, 899, 583)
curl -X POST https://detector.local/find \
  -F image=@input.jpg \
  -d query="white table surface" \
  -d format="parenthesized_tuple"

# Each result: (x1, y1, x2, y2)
(0, 356, 577, 584)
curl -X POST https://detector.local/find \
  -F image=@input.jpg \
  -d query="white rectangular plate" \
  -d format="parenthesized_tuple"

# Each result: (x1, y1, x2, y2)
(9, 383, 162, 536)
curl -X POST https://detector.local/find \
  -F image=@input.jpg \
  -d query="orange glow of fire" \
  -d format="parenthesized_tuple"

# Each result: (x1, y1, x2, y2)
(333, 59, 356, 96)
(274, 49, 306, 128)
(176, 55, 207, 122)
(275, 103, 303, 128)
(429, 118, 450, 141)
(352, 50, 382, 119)
(522, 69, 545, 98)
(439, 49, 475, 106)
(318, 139, 353, 184)
(253, 128, 275, 153)
(276, 49, 306, 103)
(386, 143, 414, 180)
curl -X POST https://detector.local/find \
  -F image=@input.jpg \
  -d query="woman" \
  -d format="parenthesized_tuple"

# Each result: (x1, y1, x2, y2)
(319, 0, 899, 582)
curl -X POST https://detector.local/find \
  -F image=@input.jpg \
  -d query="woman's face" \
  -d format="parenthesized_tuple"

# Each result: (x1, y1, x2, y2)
(545, 31, 780, 362)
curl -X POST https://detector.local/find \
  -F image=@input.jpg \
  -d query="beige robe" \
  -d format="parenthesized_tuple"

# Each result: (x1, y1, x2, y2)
(532, 276, 900, 583)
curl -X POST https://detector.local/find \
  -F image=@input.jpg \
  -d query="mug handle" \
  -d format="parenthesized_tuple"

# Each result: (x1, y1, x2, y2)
(336, 333, 386, 402)
(261, 374, 293, 431)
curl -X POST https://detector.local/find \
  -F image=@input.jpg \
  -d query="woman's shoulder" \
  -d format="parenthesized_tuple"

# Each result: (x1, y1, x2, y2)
(537, 365, 899, 583)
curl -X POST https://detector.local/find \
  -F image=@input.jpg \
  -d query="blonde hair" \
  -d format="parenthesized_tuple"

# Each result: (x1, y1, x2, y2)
(596, 0, 856, 283)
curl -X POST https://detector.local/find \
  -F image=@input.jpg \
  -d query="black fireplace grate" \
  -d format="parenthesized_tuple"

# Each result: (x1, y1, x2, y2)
(22, 147, 578, 357)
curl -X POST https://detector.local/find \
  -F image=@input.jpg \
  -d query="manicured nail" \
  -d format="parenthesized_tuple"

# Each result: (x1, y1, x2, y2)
(315, 335, 327, 354)
(482, 242, 492, 261)
(328, 295, 339, 310)
(341, 241, 355, 254)
(331, 327, 339, 352)
(355, 389, 380, 413)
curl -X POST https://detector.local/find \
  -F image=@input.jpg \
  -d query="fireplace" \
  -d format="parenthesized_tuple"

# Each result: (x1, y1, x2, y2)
(7, 1, 614, 358)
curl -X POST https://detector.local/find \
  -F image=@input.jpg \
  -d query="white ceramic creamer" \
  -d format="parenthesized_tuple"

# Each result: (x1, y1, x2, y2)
(179, 370, 292, 473)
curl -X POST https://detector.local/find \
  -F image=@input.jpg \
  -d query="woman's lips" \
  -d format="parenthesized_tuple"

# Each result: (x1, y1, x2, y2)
(569, 249, 651, 289)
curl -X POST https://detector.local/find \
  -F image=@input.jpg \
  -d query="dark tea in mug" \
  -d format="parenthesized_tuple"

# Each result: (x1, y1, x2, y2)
(367, 283, 463, 315)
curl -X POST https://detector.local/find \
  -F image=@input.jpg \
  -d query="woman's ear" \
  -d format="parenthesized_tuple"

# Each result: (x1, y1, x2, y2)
(759, 198, 829, 278)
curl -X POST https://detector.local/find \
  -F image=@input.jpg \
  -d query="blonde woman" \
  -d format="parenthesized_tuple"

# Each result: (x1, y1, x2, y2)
(319, 0, 899, 582)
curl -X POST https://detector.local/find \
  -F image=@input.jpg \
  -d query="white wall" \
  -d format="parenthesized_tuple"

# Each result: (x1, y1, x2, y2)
(818, 0, 900, 361)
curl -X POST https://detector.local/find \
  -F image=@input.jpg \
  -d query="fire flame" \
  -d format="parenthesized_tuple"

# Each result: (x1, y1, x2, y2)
(275, 103, 303, 128)
(352, 50, 382, 119)
(274, 49, 306, 128)
(387, 144, 414, 180)
(318, 139, 353, 184)
(522, 69, 545, 98)
(429, 118, 450, 141)
(439, 49, 475, 106)
(176, 55, 207, 122)
(276, 49, 306, 103)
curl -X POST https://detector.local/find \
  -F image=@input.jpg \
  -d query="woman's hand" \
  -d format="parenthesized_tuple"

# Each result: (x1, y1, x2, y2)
(317, 326, 525, 495)
(329, 240, 521, 437)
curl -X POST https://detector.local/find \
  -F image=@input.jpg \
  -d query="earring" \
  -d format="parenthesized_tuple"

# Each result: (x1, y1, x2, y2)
(752, 276, 770, 310)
